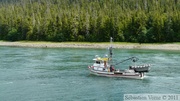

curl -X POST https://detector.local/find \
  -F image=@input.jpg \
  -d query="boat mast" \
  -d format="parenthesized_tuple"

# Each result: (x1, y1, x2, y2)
(109, 37, 113, 59)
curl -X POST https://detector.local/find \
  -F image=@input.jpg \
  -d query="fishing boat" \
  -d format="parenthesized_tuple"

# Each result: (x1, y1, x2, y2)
(88, 37, 150, 79)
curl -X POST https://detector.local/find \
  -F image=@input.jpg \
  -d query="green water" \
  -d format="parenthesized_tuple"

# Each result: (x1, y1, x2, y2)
(0, 46, 180, 101)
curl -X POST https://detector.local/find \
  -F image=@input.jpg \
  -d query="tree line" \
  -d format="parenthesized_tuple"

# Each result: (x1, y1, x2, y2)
(0, 0, 180, 42)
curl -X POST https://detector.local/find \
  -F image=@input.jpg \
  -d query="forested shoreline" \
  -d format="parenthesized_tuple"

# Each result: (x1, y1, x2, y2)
(0, 0, 180, 42)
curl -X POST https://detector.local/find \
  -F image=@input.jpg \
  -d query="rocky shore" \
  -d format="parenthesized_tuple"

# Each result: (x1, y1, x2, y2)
(0, 41, 180, 50)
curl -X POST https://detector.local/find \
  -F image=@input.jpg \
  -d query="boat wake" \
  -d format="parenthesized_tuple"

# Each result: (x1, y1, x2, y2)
(0, 81, 13, 85)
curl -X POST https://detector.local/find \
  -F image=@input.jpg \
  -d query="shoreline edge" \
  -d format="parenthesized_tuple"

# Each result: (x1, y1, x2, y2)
(0, 41, 180, 50)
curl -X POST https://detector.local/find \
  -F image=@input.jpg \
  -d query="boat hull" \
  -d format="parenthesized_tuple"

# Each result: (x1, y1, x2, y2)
(88, 67, 144, 79)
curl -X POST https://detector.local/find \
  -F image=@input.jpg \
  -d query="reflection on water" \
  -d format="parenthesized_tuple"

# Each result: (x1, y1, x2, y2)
(0, 46, 180, 101)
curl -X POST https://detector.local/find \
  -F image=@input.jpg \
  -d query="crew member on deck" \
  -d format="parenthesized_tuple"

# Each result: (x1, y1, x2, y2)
(110, 65, 114, 72)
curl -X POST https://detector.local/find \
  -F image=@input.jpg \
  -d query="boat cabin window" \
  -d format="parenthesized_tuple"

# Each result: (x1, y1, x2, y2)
(95, 61, 101, 64)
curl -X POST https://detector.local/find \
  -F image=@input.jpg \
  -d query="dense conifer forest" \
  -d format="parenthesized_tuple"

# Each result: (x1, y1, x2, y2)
(0, 0, 180, 42)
